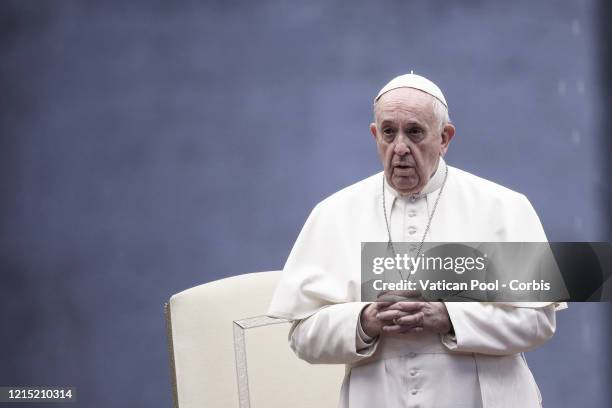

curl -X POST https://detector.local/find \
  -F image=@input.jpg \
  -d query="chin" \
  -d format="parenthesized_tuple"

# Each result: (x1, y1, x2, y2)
(394, 183, 420, 195)
(392, 177, 419, 193)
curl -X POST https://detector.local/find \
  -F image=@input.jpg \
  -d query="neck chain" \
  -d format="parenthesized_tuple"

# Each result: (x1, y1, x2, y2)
(382, 162, 449, 280)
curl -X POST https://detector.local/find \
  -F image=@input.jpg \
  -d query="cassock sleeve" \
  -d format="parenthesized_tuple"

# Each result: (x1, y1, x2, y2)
(268, 197, 379, 364)
(441, 302, 556, 355)
(289, 302, 380, 364)
(267, 201, 363, 321)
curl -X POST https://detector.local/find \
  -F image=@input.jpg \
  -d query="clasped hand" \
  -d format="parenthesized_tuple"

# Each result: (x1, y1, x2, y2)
(360, 290, 451, 338)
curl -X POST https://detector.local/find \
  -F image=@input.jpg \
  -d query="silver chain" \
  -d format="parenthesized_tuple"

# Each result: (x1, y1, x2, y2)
(382, 162, 449, 280)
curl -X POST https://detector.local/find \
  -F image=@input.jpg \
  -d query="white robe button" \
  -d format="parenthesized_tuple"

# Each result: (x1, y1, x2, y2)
(410, 370, 418, 376)
(409, 352, 417, 357)
(411, 389, 418, 395)
(408, 226, 417, 235)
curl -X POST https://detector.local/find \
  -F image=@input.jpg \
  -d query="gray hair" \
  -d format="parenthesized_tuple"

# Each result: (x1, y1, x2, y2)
(431, 96, 451, 130)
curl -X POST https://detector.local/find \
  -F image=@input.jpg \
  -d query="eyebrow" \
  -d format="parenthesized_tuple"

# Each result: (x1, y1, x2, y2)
(379, 118, 425, 127)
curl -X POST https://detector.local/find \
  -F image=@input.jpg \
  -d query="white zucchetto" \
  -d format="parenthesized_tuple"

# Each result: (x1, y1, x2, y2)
(375, 73, 448, 108)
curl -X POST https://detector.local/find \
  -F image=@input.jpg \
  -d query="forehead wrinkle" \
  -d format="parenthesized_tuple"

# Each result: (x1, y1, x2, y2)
(374, 88, 436, 127)
(377, 104, 432, 129)
(380, 115, 426, 128)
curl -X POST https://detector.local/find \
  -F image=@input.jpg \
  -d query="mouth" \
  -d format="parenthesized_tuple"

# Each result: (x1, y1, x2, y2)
(392, 164, 415, 176)
(393, 162, 414, 170)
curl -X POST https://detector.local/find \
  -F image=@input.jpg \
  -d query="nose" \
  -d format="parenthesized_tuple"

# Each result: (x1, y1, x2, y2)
(394, 141, 410, 156)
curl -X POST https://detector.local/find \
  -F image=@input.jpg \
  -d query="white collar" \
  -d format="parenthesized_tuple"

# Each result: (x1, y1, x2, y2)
(383, 156, 447, 204)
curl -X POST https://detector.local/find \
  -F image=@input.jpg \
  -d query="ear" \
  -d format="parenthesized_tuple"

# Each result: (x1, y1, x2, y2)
(440, 123, 456, 156)
(369, 122, 378, 141)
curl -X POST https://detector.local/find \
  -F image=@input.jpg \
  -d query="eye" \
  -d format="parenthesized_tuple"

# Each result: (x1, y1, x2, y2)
(406, 127, 426, 142)
(382, 128, 395, 138)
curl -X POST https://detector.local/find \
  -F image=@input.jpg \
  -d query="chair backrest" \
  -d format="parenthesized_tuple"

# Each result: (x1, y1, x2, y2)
(165, 271, 345, 408)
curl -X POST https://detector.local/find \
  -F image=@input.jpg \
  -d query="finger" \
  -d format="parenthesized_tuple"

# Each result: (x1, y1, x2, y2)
(376, 289, 390, 297)
(376, 310, 409, 321)
(395, 312, 424, 326)
(387, 301, 424, 313)
(381, 324, 404, 333)
(382, 324, 423, 333)
(384, 290, 422, 299)
(373, 301, 392, 309)
(376, 290, 423, 303)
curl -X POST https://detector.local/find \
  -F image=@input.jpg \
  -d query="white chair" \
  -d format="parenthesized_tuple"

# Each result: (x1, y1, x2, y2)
(165, 271, 345, 408)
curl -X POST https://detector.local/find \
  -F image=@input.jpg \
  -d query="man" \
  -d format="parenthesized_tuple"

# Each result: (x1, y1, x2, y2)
(267, 73, 565, 408)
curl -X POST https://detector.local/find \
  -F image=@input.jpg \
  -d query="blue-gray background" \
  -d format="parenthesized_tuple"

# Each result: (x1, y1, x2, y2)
(1, 1, 610, 407)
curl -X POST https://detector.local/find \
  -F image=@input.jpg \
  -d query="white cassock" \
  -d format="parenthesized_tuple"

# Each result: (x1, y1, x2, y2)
(267, 157, 566, 408)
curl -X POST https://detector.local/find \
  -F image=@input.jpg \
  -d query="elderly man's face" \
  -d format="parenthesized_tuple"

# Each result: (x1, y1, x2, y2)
(370, 88, 455, 195)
